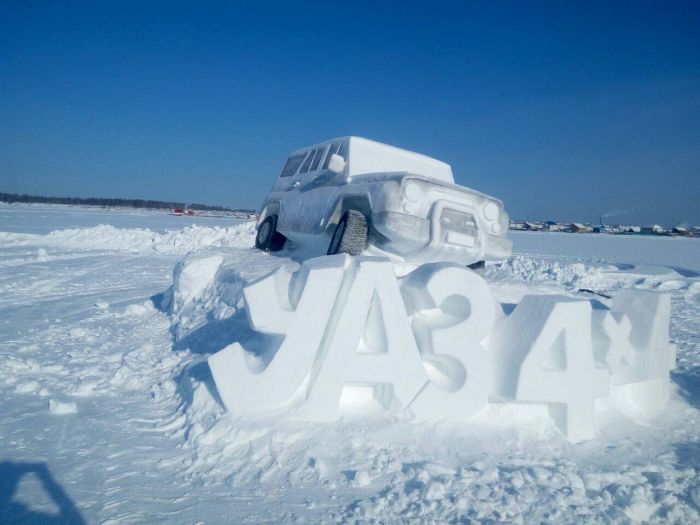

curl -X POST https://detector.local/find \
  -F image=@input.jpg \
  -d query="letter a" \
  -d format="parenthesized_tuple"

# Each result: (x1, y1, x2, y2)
(296, 258, 427, 420)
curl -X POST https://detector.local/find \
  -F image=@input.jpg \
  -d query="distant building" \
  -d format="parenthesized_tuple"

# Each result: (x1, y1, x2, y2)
(571, 223, 593, 233)
(524, 221, 542, 231)
(641, 224, 664, 234)
(673, 225, 690, 236)
(544, 221, 564, 232)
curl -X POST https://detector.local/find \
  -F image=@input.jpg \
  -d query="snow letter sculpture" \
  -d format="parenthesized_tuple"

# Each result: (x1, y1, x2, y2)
(608, 290, 676, 417)
(489, 296, 610, 442)
(402, 263, 496, 420)
(210, 255, 426, 419)
(296, 257, 427, 420)
(207, 255, 675, 441)
(209, 257, 346, 415)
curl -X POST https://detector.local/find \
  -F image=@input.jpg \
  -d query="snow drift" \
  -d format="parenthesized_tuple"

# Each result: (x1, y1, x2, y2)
(0, 222, 257, 254)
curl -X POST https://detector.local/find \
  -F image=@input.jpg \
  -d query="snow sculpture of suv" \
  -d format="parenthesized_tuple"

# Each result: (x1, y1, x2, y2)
(254, 136, 512, 268)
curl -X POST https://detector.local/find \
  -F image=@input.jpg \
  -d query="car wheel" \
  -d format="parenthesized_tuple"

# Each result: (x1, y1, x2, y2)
(255, 216, 286, 252)
(467, 260, 485, 276)
(327, 210, 368, 256)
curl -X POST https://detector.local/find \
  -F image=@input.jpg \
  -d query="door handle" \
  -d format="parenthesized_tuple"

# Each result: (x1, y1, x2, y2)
(292, 181, 301, 188)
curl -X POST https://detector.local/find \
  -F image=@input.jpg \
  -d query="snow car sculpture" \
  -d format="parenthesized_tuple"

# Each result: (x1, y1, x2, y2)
(254, 137, 512, 266)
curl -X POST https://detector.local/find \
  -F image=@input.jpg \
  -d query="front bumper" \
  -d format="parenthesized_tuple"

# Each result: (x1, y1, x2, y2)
(372, 200, 512, 265)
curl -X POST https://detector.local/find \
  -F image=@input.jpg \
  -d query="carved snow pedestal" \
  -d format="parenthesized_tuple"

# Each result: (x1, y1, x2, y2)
(209, 255, 676, 442)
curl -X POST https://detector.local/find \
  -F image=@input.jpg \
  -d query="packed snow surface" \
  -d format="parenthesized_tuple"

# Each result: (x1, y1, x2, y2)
(1, 204, 699, 523)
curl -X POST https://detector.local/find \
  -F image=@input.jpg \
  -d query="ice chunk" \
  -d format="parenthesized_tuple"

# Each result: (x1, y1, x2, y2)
(15, 380, 39, 394)
(49, 399, 77, 415)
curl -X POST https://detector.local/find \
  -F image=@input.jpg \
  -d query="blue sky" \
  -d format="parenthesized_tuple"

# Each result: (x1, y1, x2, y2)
(1, 1, 698, 225)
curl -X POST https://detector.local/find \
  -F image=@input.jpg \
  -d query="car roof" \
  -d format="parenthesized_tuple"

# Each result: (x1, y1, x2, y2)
(289, 136, 454, 184)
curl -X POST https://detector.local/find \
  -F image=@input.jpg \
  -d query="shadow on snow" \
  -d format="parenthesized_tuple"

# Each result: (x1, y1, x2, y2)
(0, 461, 85, 525)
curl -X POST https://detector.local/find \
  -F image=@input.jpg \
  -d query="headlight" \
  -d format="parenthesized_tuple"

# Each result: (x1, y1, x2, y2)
(403, 181, 423, 202)
(483, 201, 499, 222)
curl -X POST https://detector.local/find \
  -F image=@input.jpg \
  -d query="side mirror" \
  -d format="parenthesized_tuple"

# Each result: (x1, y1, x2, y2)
(327, 153, 346, 174)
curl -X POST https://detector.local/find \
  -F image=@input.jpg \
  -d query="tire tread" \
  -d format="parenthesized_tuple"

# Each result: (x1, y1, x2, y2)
(333, 210, 368, 256)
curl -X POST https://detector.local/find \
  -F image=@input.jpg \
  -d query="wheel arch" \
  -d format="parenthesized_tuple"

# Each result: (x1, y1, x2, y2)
(258, 201, 281, 227)
(326, 194, 372, 235)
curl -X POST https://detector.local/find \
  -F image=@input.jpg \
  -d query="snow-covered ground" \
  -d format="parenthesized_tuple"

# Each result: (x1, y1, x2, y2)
(1, 203, 698, 523)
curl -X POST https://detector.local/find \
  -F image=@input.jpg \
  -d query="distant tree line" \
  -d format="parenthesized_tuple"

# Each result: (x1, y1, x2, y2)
(0, 192, 256, 213)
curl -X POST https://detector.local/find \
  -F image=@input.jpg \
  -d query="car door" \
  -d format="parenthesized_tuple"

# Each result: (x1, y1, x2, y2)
(274, 151, 308, 232)
(289, 146, 328, 232)
(296, 142, 345, 234)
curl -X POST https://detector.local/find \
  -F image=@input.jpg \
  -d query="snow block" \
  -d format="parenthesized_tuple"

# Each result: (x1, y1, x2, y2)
(171, 253, 224, 311)
(402, 263, 495, 420)
(49, 399, 78, 415)
(168, 252, 229, 341)
(609, 376, 671, 418)
(490, 295, 609, 442)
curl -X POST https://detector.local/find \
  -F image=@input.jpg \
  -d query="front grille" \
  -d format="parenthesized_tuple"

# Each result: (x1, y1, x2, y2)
(440, 209, 478, 247)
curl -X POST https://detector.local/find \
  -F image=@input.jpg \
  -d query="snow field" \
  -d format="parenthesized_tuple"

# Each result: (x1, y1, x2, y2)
(166, 227, 698, 522)
(1, 205, 699, 523)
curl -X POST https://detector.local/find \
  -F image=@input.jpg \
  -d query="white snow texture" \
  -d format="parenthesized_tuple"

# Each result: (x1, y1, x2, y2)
(207, 255, 674, 443)
(1, 203, 699, 523)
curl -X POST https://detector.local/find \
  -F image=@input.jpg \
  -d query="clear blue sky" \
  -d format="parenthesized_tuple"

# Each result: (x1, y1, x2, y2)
(1, 1, 698, 226)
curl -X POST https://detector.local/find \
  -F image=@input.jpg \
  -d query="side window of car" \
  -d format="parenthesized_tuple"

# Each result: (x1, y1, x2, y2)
(337, 140, 348, 161)
(322, 142, 341, 170)
(309, 145, 327, 172)
(280, 152, 307, 177)
(299, 149, 316, 174)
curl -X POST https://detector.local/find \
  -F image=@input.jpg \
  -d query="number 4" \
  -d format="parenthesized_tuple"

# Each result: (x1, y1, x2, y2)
(490, 295, 609, 442)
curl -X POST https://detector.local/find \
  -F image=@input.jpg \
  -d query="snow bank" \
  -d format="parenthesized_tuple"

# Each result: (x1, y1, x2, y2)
(0, 222, 257, 254)
(486, 255, 604, 288)
(165, 248, 287, 351)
